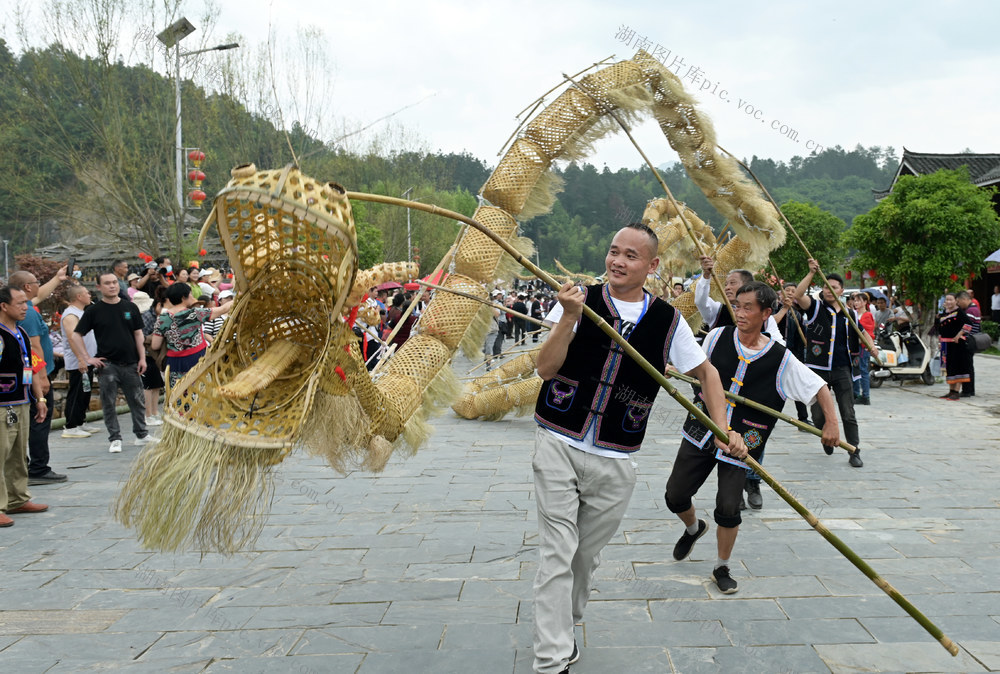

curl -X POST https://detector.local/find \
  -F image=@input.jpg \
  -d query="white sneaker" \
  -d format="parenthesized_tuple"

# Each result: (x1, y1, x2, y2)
(61, 427, 91, 438)
(109, 439, 123, 453)
(134, 435, 159, 446)
(81, 424, 103, 434)
(145, 416, 163, 426)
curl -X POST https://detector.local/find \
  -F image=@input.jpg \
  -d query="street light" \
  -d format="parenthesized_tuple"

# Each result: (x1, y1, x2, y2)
(156, 18, 239, 216)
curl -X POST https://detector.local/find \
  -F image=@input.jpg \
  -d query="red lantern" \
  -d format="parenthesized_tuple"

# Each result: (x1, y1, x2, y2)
(904, 299, 913, 306)
(949, 273, 959, 282)
(188, 169, 206, 187)
(845, 270, 852, 280)
(188, 150, 206, 168)
(877, 278, 885, 285)
(189, 189, 207, 207)
(198, 248, 207, 256)
(868, 269, 876, 278)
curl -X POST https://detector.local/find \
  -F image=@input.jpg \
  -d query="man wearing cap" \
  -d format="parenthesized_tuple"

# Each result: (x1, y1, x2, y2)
(204, 289, 234, 341)
(60, 285, 101, 438)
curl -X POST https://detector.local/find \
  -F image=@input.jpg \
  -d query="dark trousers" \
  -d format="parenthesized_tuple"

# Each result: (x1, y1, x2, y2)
(963, 352, 976, 396)
(99, 362, 147, 442)
(513, 319, 526, 343)
(665, 439, 746, 528)
(794, 400, 809, 422)
(27, 387, 54, 477)
(811, 365, 859, 448)
(64, 367, 94, 429)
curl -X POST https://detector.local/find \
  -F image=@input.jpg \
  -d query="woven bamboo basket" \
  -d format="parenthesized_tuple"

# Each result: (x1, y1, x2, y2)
(347, 261, 419, 306)
(481, 138, 552, 217)
(524, 87, 602, 160)
(453, 207, 518, 282)
(417, 273, 488, 350)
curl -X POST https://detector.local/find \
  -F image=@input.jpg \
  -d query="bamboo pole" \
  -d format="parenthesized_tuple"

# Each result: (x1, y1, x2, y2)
(344, 190, 958, 657)
(718, 146, 877, 353)
(767, 258, 808, 346)
(414, 280, 548, 329)
(561, 72, 737, 325)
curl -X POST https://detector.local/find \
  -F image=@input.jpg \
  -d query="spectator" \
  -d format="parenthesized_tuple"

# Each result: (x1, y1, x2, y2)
(126, 273, 141, 298)
(851, 293, 874, 405)
(60, 285, 100, 438)
(112, 259, 130, 300)
(71, 272, 154, 453)
(672, 281, 685, 298)
(188, 268, 203, 299)
(389, 300, 418, 348)
(204, 289, 234, 340)
(175, 268, 189, 284)
(992, 285, 1000, 323)
(956, 290, 980, 397)
(136, 291, 164, 426)
(151, 282, 230, 388)
(136, 260, 166, 297)
(8, 268, 68, 485)
(530, 293, 544, 343)
(937, 293, 971, 401)
(512, 293, 528, 344)
(872, 296, 893, 329)
(0, 286, 49, 527)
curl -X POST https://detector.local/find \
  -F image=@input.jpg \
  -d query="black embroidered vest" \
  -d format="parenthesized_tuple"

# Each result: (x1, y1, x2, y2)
(0, 324, 31, 405)
(803, 299, 859, 371)
(534, 284, 679, 453)
(681, 327, 789, 467)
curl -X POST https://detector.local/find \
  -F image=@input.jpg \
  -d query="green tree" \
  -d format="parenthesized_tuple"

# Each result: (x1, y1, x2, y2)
(846, 167, 1000, 341)
(769, 201, 847, 283)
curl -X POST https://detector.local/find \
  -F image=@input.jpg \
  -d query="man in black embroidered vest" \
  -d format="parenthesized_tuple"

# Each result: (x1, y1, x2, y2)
(693, 256, 785, 511)
(794, 259, 878, 468)
(531, 223, 744, 674)
(665, 282, 839, 594)
(0, 287, 50, 528)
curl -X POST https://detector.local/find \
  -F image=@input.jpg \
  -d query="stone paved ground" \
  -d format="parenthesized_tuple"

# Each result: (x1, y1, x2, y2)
(2, 348, 999, 673)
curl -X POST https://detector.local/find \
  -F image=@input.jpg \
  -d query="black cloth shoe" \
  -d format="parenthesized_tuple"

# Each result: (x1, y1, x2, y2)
(849, 448, 863, 468)
(568, 641, 580, 665)
(673, 519, 708, 561)
(746, 479, 762, 509)
(28, 470, 67, 485)
(712, 565, 738, 594)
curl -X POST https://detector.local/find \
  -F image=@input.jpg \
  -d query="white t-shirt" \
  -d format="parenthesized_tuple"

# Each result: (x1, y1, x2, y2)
(541, 291, 706, 459)
(61, 305, 97, 370)
(694, 277, 786, 346)
(702, 327, 825, 406)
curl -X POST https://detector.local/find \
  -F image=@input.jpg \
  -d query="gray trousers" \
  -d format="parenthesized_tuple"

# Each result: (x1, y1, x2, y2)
(98, 362, 148, 442)
(532, 427, 636, 673)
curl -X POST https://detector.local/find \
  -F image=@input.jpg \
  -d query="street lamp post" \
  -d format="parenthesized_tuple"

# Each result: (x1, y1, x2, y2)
(156, 18, 238, 216)
(401, 187, 413, 263)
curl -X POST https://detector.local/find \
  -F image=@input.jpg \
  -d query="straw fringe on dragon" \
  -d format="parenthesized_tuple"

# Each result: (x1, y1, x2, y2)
(114, 50, 786, 553)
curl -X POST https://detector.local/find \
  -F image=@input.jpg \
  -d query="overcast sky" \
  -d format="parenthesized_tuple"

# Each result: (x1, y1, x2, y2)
(7, 0, 998, 171)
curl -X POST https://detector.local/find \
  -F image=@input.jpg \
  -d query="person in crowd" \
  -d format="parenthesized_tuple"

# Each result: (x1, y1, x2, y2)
(60, 285, 101, 438)
(151, 282, 231, 388)
(112, 259, 132, 300)
(0, 286, 50, 527)
(71, 272, 153, 454)
(512, 292, 528, 344)
(530, 293, 544, 343)
(937, 293, 971, 401)
(531, 223, 743, 674)
(794, 259, 878, 468)
(956, 290, 980, 397)
(204, 289, 234, 341)
(136, 291, 164, 426)
(991, 285, 1000, 323)
(968, 288, 981, 313)
(388, 298, 418, 349)
(8, 268, 68, 485)
(672, 281, 685, 298)
(666, 282, 839, 594)
(851, 292, 874, 405)
(174, 268, 189, 285)
(126, 273, 141, 298)
(188, 267, 203, 300)
(483, 289, 506, 371)
(136, 260, 166, 298)
(694, 256, 784, 345)
(872, 296, 893, 329)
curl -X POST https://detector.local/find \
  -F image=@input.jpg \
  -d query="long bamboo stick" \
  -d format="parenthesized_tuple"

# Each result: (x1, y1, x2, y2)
(561, 73, 737, 325)
(414, 280, 548, 329)
(767, 258, 808, 346)
(718, 146, 877, 354)
(344, 190, 958, 657)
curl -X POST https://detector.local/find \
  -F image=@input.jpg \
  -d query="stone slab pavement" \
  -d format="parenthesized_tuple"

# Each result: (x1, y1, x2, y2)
(2, 347, 999, 673)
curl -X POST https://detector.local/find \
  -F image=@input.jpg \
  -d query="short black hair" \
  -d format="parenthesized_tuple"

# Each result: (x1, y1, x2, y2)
(165, 282, 191, 305)
(728, 269, 754, 286)
(956, 290, 971, 301)
(625, 222, 659, 258)
(98, 271, 118, 284)
(0, 285, 14, 306)
(826, 273, 844, 286)
(735, 281, 779, 313)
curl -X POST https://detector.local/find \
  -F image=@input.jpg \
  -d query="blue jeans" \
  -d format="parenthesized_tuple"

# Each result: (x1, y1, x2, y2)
(853, 347, 870, 398)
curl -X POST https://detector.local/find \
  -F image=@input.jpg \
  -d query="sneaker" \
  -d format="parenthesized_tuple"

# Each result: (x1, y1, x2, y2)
(134, 435, 159, 446)
(61, 427, 91, 438)
(81, 424, 103, 434)
(145, 416, 163, 426)
(673, 519, 708, 561)
(28, 470, 67, 485)
(712, 565, 739, 594)
(849, 447, 864, 468)
(109, 439, 123, 453)
(745, 479, 763, 509)
(568, 641, 580, 665)
(860, 396, 870, 405)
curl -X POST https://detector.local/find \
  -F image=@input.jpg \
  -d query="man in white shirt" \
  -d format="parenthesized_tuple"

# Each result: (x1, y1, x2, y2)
(531, 223, 744, 674)
(666, 281, 839, 594)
